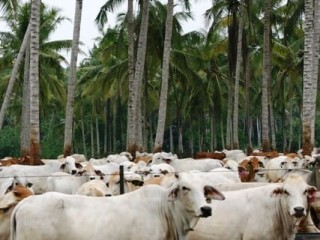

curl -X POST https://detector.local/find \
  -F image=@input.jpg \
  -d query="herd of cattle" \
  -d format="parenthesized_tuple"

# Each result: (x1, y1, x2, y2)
(0, 149, 320, 239)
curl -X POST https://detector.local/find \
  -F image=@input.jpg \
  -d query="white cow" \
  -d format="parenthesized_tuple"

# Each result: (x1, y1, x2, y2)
(149, 163, 175, 178)
(188, 173, 317, 240)
(0, 183, 33, 240)
(200, 168, 241, 184)
(266, 155, 303, 182)
(106, 171, 144, 196)
(75, 179, 110, 197)
(106, 151, 133, 164)
(151, 152, 223, 173)
(10, 172, 225, 240)
(88, 157, 110, 166)
(222, 149, 247, 162)
(0, 161, 63, 194)
(90, 161, 119, 182)
(46, 172, 97, 195)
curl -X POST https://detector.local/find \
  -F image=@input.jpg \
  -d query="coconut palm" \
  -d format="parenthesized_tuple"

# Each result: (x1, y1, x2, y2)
(153, 0, 174, 153)
(0, 2, 72, 157)
(63, 0, 83, 157)
(302, 0, 318, 156)
(29, 0, 41, 165)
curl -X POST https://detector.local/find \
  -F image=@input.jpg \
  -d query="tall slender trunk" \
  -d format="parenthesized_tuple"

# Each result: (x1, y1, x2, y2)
(29, 0, 41, 165)
(154, 0, 174, 152)
(233, 0, 244, 149)
(245, 46, 253, 154)
(311, 0, 320, 145)
(63, 0, 83, 157)
(169, 125, 174, 153)
(261, 0, 271, 151)
(90, 119, 94, 157)
(103, 102, 108, 155)
(0, 24, 31, 129)
(302, 0, 315, 156)
(95, 117, 100, 157)
(81, 107, 87, 157)
(127, 0, 149, 155)
(21, 37, 30, 157)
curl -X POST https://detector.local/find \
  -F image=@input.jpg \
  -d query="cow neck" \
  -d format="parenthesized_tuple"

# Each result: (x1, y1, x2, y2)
(276, 195, 301, 240)
(159, 193, 197, 240)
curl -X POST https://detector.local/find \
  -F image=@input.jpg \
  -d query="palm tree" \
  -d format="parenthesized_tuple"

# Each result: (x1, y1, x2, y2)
(153, 0, 174, 153)
(127, 0, 150, 155)
(63, 0, 83, 157)
(0, 0, 19, 15)
(0, 2, 72, 156)
(0, 0, 27, 129)
(261, 0, 271, 152)
(302, 0, 316, 156)
(0, 24, 30, 129)
(233, 0, 244, 149)
(29, 0, 42, 165)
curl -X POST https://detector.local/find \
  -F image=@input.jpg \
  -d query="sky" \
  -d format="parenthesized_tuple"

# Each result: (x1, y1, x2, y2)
(19, 0, 212, 62)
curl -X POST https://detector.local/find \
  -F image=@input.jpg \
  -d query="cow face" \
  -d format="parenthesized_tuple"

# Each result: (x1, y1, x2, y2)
(168, 172, 225, 218)
(60, 156, 83, 175)
(271, 173, 317, 218)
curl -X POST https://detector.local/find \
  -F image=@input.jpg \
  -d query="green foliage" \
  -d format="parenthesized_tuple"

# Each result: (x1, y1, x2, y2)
(40, 115, 64, 158)
(0, 126, 20, 158)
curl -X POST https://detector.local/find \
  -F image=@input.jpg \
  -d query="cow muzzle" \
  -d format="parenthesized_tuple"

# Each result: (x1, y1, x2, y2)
(200, 206, 212, 218)
(293, 207, 305, 218)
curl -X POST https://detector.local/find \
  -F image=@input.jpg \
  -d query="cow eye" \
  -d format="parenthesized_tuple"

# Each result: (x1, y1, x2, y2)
(206, 198, 212, 204)
(293, 162, 298, 166)
(284, 190, 289, 195)
(182, 186, 190, 191)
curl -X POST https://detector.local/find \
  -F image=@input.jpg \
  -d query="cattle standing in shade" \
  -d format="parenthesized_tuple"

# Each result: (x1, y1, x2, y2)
(187, 173, 317, 240)
(10, 172, 225, 240)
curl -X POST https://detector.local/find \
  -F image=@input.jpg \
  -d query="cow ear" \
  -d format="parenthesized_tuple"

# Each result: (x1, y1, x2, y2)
(271, 187, 283, 197)
(60, 163, 66, 170)
(161, 170, 169, 175)
(204, 186, 225, 201)
(75, 163, 83, 169)
(131, 180, 144, 187)
(307, 186, 317, 203)
(168, 186, 179, 202)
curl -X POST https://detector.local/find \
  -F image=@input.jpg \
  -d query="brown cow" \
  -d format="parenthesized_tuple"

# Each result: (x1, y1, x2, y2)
(195, 152, 226, 160)
(0, 156, 32, 167)
(238, 156, 264, 182)
(0, 182, 34, 240)
(250, 151, 279, 159)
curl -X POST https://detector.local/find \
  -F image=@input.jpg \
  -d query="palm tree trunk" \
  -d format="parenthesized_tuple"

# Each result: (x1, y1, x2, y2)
(21, 36, 30, 157)
(302, 0, 315, 156)
(81, 106, 87, 157)
(233, 0, 244, 149)
(311, 0, 320, 145)
(127, 0, 136, 153)
(127, 0, 150, 155)
(154, 0, 174, 152)
(29, 0, 41, 165)
(95, 117, 100, 157)
(0, 23, 31, 130)
(63, 0, 83, 157)
(90, 119, 94, 157)
(261, 0, 271, 152)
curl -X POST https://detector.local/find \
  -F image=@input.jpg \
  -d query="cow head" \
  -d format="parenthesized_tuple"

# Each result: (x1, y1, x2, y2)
(168, 172, 225, 218)
(271, 173, 317, 218)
